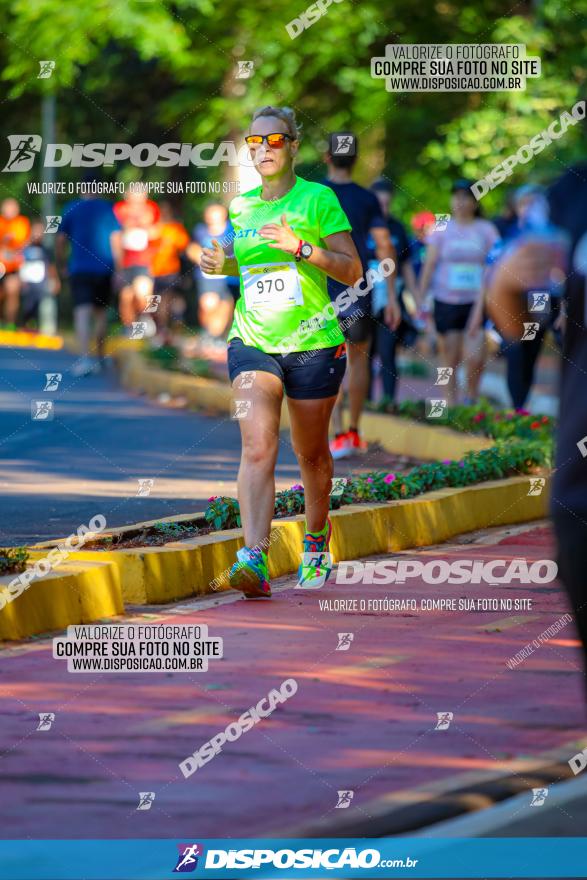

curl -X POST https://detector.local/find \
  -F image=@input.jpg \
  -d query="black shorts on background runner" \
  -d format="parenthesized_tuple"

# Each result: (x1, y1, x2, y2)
(228, 338, 347, 400)
(70, 273, 113, 308)
(341, 313, 373, 344)
(433, 299, 474, 334)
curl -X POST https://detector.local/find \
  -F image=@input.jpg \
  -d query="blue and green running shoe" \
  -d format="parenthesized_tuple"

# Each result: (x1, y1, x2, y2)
(229, 545, 271, 598)
(296, 518, 333, 590)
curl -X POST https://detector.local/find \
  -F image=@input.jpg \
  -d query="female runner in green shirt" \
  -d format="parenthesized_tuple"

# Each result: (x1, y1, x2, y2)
(201, 106, 362, 598)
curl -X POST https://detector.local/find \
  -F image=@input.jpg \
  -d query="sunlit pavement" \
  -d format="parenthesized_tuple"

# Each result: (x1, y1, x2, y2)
(0, 345, 408, 545)
(1, 523, 584, 839)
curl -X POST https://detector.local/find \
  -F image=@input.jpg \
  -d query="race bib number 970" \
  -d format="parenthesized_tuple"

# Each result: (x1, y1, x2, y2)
(242, 263, 303, 310)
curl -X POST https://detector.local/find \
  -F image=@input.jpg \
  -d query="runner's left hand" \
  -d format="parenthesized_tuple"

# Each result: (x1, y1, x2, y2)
(384, 298, 401, 330)
(258, 214, 300, 254)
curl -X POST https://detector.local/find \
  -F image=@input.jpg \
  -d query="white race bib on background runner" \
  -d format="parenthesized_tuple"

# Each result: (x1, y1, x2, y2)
(242, 263, 303, 310)
(448, 262, 483, 291)
(122, 228, 149, 251)
(19, 261, 46, 284)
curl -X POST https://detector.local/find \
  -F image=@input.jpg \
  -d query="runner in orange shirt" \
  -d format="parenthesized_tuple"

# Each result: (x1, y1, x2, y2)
(111, 190, 160, 334)
(0, 198, 31, 327)
(150, 200, 190, 337)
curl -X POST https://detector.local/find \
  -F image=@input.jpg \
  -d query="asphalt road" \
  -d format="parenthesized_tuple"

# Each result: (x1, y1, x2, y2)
(0, 345, 301, 545)
(0, 344, 405, 546)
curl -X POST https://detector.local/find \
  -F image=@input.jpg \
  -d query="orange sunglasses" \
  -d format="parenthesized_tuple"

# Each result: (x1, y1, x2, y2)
(245, 133, 293, 148)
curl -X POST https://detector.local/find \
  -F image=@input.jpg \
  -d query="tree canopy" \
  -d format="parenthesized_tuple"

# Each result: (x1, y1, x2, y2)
(0, 0, 585, 220)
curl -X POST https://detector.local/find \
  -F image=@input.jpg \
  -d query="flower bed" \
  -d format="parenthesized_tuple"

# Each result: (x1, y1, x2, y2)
(205, 435, 551, 532)
(145, 344, 214, 379)
(78, 519, 211, 550)
(0, 547, 29, 575)
(375, 399, 553, 443)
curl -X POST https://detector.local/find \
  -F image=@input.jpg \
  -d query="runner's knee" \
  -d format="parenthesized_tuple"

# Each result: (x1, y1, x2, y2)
(241, 436, 279, 468)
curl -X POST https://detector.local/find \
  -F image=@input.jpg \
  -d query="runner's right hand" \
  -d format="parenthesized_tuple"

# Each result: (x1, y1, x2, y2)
(200, 239, 225, 275)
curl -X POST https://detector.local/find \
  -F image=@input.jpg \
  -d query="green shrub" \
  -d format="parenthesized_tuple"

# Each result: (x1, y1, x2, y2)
(0, 547, 29, 575)
(389, 398, 553, 443)
(203, 437, 551, 532)
(204, 496, 242, 531)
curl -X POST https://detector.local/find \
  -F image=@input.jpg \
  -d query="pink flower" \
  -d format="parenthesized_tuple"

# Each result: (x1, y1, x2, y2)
(207, 496, 217, 502)
(384, 473, 396, 484)
(291, 484, 303, 491)
(473, 412, 486, 422)
(366, 477, 373, 483)
(442, 459, 452, 465)
(516, 407, 530, 416)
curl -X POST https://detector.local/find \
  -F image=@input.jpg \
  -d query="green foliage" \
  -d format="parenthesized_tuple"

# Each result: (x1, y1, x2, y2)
(145, 345, 180, 371)
(274, 485, 305, 518)
(204, 496, 242, 531)
(203, 433, 551, 533)
(390, 399, 553, 443)
(1, 0, 585, 216)
(0, 547, 29, 575)
(152, 521, 190, 540)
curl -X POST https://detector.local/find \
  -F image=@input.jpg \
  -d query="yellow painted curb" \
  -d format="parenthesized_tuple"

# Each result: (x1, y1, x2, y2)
(2, 475, 548, 640)
(113, 348, 494, 458)
(64, 332, 144, 357)
(0, 559, 123, 641)
(0, 477, 550, 639)
(358, 410, 492, 459)
(115, 349, 236, 418)
(0, 329, 63, 350)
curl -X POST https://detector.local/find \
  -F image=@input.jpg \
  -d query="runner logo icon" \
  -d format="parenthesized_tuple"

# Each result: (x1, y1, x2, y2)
(435, 711, 454, 730)
(37, 713, 55, 731)
(530, 787, 549, 806)
(173, 843, 204, 872)
(330, 132, 356, 156)
(3, 135, 42, 172)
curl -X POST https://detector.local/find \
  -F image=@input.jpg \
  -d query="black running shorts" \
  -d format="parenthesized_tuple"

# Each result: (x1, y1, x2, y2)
(227, 337, 347, 400)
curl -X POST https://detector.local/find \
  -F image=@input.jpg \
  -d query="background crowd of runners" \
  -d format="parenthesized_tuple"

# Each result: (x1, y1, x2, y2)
(0, 142, 569, 425)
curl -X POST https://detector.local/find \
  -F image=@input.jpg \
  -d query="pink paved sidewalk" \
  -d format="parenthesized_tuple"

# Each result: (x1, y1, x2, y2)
(1, 524, 584, 839)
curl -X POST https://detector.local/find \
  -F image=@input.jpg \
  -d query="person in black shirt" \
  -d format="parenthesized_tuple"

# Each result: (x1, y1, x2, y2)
(370, 178, 419, 401)
(487, 161, 587, 698)
(323, 136, 399, 458)
(20, 219, 60, 325)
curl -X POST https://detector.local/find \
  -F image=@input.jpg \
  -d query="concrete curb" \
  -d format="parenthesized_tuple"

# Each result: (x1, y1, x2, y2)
(113, 347, 494, 459)
(1, 474, 549, 641)
(274, 739, 586, 838)
(0, 559, 123, 641)
(408, 773, 587, 838)
(0, 329, 63, 350)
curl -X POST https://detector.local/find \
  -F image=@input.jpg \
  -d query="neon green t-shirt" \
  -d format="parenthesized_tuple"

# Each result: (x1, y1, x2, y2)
(227, 176, 351, 353)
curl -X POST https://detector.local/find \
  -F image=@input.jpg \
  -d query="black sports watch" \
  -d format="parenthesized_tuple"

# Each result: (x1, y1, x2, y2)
(295, 240, 313, 262)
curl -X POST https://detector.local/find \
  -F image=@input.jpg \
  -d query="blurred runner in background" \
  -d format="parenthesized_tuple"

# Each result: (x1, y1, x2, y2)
(369, 178, 419, 404)
(492, 189, 519, 240)
(188, 203, 239, 342)
(20, 219, 60, 327)
(410, 211, 436, 281)
(112, 190, 160, 335)
(0, 198, 30, 328)
(151, 200, 190, 340)
(487, 158, 587, 697)
(57, 179, 120, 376)
(323, 136, 399, 459)
(487, 184, 567, 409)
(419, 179, 499, 405)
